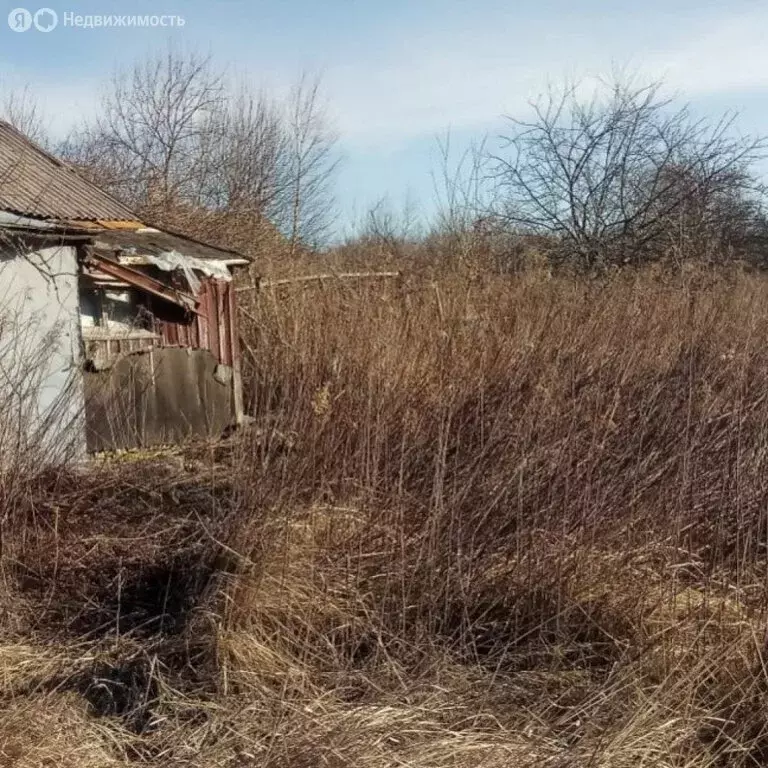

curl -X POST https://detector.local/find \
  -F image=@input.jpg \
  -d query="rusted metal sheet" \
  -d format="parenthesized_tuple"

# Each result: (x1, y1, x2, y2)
(150, 277, 238, 368)
(84, 347, 235, 451)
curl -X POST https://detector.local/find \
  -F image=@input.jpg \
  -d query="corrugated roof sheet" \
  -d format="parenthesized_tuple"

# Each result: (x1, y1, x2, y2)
(0, 121, 136, 221)
(91, 228, 249, 263)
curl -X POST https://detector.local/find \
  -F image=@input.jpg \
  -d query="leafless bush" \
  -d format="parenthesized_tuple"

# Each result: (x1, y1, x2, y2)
(0, 273, 83, 467)
(227, 264, 768, 765)
(491, 77, 768, 269)
(282, 73, 340, 251)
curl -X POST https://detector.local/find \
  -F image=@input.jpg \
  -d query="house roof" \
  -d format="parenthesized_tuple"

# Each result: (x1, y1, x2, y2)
(90, 227, 248, 264)
(0, 121, 136, 221)
(0, 121, 250, 265)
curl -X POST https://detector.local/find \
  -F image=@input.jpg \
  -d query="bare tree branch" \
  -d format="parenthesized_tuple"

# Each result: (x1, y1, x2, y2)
(490, 77, 768, 268)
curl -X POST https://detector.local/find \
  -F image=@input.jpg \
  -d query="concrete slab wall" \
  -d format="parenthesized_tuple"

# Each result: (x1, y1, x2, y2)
(0, 244, 86, 459)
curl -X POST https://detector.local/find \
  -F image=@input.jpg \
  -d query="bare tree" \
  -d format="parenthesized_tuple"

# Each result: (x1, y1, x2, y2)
(491, 78, 768, 268)
(1, 85, 45, 143)
(430, 130, 495, 268)
(646, 163, 768, 264)
(282, 74, 340, 252)
(433, 131, 489, 233)
(359, 194, 422, 260)
(62, 52, 340, 252)
(62, 49, 225, 216)
(200, 86, 288, 217)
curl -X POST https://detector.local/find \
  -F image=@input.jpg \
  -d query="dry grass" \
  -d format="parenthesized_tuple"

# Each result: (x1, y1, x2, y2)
(2, 262, 768, 765)
(0, 693, 131, 767)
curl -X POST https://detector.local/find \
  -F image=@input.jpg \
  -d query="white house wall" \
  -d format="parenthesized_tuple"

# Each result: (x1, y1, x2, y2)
(0, 244, 86, 459)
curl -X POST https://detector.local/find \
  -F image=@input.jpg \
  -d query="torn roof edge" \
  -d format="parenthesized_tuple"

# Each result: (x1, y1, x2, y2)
(0, 208, 251, 265)
(83, 249, 200, 313)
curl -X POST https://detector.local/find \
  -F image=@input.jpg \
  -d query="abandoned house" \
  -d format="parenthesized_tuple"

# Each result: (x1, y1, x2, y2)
(0, 121, 250, 456)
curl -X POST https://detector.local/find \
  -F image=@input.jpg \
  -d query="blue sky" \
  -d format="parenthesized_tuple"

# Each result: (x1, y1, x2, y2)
(2, 0, 768, 236)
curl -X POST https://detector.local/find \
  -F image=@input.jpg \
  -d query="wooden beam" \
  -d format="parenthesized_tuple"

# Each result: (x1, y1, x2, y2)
(84, 251, 201, 313)
(235, 271, 402, 292)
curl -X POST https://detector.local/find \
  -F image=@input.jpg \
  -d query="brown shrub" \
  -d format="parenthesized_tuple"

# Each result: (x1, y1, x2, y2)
(4, 263, 768, 765)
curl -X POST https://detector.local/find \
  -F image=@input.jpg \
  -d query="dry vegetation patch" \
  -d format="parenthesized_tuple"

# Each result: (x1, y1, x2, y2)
(1, 267, 768, 765)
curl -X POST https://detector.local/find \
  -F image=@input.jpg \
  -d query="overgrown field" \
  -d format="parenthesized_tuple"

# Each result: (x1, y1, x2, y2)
(4, 266, 768, 766)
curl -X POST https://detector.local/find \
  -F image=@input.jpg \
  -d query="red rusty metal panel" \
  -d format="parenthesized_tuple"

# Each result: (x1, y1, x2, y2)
(220, 284, 228, 365)
(226, 280, 239, 366)
(210, 282, 221, 363)
(222, 282, 234, 366)
(214, 281, 229, 366)
(146, 276, 238, 367)
(197, 280, 211, 353)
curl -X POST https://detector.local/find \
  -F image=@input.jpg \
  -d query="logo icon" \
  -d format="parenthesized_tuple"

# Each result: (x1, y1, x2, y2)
(33, 8, 57, 31)
(8, 8, 32, 31)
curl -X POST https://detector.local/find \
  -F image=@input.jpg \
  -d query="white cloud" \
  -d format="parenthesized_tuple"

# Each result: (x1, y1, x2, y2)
(326, 56, 538, 147)
(4, 5, 767, 154)
(323, 6, 768, 149)
(646, 8, 768, 96)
